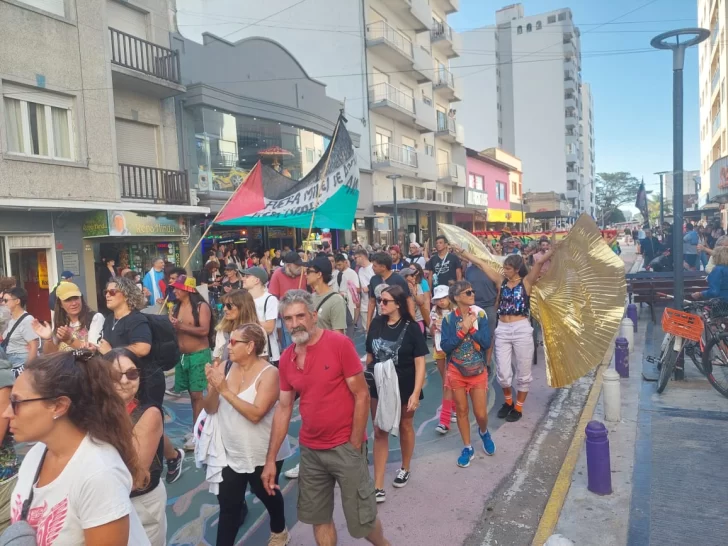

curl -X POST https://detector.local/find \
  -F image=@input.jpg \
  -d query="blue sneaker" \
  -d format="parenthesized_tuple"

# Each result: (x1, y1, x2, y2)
(457, 446, 475, 468)
(479, 429, 496, 456)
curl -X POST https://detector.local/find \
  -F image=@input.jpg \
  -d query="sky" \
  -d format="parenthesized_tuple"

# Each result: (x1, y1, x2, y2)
(450, 0, 701, 200)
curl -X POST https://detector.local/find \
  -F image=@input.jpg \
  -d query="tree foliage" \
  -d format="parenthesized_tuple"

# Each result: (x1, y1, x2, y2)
(595, 172, 641, 225)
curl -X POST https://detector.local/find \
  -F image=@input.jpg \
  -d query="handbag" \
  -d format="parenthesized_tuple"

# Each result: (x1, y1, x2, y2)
(0, 448, 47, 545)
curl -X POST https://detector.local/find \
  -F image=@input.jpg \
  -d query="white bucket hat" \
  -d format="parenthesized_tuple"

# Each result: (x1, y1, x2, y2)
(432, 285, 449, 301)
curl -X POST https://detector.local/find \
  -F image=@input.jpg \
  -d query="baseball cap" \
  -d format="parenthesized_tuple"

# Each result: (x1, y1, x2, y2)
(224, 263, 238, 271)
(171, 275, 198, 293)
(242, 266, 269, 285)
(390, 245, 401, 254)
(306, 256, 332, 276)
(432, 285, 449, 301)
(282, 251, 303, 266)
(61, 271, 75, 280)
(56, 282, 83, 301)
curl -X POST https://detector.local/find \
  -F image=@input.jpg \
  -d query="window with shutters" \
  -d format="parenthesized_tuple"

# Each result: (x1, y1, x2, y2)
(107, 0, 147, 39)
(16, 0, 65, 17)
(3, 83, 75, 160)
(115, 119, 158, 167)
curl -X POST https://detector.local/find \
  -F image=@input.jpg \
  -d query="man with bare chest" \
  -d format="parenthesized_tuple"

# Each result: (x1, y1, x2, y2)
(170, 275, 212, 449)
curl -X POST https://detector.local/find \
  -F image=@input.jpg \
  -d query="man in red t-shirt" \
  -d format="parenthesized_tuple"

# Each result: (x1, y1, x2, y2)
(262, 290, 390, 546)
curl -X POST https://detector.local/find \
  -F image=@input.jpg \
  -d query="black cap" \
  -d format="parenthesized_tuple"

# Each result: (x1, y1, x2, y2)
(306, 256, 332, 276)
(224, 263, 238, 270)
(282, 251, 303, 266)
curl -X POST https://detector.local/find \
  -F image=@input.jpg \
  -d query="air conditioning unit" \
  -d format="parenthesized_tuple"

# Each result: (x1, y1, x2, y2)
(190, 189, 199, 206)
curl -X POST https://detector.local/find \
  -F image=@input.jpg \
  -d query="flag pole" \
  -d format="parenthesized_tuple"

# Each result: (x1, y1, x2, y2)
(298, 115, 343, 286)
(157, 165, 255, 313)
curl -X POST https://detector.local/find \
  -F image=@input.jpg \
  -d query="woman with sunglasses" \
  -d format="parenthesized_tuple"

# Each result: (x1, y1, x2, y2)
(3, 350, 149, 545)
(203, 324, 291, 546)
(104, 348, 166, 546)
(453, 245, 556, 423)
(212, 290, 259, 367)
(32, 283, 105, 353)
(440, 281, 494, 468)
(365, 285, 427, 502)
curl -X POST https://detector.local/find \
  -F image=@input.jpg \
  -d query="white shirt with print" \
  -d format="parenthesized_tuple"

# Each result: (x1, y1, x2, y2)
(11, 436, 150, 546)
(335, 268, 360, 319)
(254, 291, 281, 362)
(358, 264, 375, 315)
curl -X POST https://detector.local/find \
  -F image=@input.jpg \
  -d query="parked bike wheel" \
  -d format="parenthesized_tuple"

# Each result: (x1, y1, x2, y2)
(657, 336, 679, 394)
(701, 337, 728, 398)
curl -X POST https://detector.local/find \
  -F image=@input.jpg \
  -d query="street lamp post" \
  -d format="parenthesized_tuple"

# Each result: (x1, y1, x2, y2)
(386, 174, 402, 247)
(651, 28, 709, 310)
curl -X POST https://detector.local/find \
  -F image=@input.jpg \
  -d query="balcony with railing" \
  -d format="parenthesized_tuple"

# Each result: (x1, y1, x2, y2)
(370, 82, 416, 122)
(437, 162, 463, 186)
(433, 67, 461, 101)
(390, 0, 431, 31)
(366, 21, 414, 69)
(109, 28, 185, 98)
(713, 109, 721, 135)
(431, 21, 461, 58)
(712, 67, 721, 93)
(371, 142, 418, 176)
(565, 108, 578, 127)
(120, 164, 190, 205)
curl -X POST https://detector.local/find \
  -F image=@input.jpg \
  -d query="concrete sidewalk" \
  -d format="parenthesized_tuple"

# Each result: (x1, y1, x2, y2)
(554, 304, 728, 546)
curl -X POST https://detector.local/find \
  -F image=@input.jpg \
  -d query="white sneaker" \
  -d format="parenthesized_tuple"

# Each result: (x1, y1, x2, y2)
(183, 432, 195, 451)
(451, 413, 458, 423)
(284, 464, 300, 479)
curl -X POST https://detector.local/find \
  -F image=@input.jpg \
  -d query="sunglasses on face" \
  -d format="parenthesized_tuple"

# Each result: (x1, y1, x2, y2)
(8, 395, 56, 415)
(377, 297, 395, 306)
(224, 302, 235, 310)
(104, 289, 120, 297)
(113, 369, 140, 381)
(306, 269, 318, 275)
(458, 289, 475, 297)
(229, 338, 249, 347)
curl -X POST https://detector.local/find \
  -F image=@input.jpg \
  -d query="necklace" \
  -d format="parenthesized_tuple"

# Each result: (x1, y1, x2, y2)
(387, 317, 403, 329)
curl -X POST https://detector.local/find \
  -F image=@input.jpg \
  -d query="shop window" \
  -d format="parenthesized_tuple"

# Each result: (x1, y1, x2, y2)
(3, 83, 75, 160)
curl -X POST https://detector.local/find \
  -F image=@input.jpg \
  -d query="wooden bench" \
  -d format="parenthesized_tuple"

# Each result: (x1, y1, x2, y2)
(626, 271, 708, 322)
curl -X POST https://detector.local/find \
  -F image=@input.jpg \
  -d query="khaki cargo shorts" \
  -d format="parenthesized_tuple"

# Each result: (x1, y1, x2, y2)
(297, 442, 376, 539)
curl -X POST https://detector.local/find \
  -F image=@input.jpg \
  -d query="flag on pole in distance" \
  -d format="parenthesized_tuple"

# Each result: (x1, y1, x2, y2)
(215, 115, 359, 229)
(635, 177, 648, 222)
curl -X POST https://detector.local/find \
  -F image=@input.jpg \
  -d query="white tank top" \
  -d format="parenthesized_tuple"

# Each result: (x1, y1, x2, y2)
(218, 364, 292, 473)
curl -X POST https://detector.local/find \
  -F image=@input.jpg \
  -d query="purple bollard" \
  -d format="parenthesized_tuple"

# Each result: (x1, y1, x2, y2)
(585, 421, 612, 495)
(627, 303, 638, 332)
(615, 337, 629, 378)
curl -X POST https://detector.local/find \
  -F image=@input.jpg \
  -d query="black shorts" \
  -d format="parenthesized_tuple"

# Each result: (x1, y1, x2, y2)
(365, 365, 424, 403)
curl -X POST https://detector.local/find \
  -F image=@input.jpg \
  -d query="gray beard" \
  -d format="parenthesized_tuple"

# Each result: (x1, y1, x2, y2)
(292, 330, 311, 345)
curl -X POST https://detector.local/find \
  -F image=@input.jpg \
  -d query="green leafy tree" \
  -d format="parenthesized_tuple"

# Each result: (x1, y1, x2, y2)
(647, 195, 672, 223)
(595, 172, 641, 226)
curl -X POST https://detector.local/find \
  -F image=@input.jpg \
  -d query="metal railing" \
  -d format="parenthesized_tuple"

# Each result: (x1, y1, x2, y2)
(110, 28, 181, 84)
(437, 162, 458, 179)
(431, 21, 454, 43)
(367, 20, 413, 59)
(119, 164, 189, 205)
(713, 67, 721, 93)
(369, 82, 415, 113)
(372, 142, 418, 168)
(436, 111, 456, 134)
(434, 67, 455, 88)
(714, 110, 721, 135)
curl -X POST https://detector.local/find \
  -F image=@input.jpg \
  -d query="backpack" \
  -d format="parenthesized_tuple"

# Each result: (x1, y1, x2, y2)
(144, 314, 181, 372)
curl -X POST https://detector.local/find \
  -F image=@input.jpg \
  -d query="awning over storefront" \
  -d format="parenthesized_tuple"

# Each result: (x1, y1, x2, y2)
(487, 208, 523, 223)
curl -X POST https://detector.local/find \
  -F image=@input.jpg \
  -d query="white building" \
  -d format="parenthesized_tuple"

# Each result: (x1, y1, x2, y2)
(698, 0, 726, 202)
(177, 0, 467, 245)
(662, 170, 701, 210)
(580, 83, 595, 216)
(454, 3, 594, 214)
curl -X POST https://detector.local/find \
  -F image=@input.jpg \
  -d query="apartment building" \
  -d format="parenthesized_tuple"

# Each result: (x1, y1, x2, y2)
(455, 3, 594, 215)
(177, 0, 467, 245)
(699, 0, 726, 203)
(580, 83, 595, 216)
(0, 0, 206, 318)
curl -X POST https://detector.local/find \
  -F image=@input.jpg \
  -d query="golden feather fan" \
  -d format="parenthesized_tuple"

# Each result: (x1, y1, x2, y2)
(438, 214, 626, 388)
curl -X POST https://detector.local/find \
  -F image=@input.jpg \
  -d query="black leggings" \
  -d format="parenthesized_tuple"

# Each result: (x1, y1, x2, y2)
(216, 460, 284, 545)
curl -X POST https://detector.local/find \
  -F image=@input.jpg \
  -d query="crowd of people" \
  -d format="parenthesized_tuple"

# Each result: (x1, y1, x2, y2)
(0, 229, 565, 545)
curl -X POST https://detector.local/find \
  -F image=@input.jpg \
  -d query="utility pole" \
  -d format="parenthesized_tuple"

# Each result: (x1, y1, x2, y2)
(652, 28, 709, 380)
(387, 174, 402, 247)
(655, 170, 670, 227)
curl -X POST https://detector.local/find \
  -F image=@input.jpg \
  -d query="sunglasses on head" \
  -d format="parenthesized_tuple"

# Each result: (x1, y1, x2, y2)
(458, 289, 475, 297)
(113, 369, 140, 381)
(104, 288, 120, 297)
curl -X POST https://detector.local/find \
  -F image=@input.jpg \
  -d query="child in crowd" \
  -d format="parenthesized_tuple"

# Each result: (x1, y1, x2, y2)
(430, 285, 455, 434)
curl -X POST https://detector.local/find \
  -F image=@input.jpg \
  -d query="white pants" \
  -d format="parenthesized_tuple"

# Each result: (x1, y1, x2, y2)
(132, 481, 168, 546)
(495, 319, 534, 392)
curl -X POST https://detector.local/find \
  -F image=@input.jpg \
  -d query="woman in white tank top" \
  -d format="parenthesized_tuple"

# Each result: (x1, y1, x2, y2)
(203, 323, 292, 546)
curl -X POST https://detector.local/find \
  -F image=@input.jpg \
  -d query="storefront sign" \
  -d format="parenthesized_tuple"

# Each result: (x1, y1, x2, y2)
(268, 227, 294, 238)
(83, 212, 186, 237)
(61, 252, 81, 276)
(37, 252, 49, 290)
(487, 208, 523, 223)
(467, 190, 488, 208)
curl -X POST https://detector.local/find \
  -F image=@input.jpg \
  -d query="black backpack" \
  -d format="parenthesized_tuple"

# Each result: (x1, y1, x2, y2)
(144, 314, 180, 372)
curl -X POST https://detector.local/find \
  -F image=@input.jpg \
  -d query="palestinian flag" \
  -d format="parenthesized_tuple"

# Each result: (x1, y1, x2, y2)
(215, 115, 359, 229)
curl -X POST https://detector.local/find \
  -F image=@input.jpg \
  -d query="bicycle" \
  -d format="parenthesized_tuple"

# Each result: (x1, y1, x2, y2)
(701, 303, 728, 398)
(656, 295, 728, 395)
